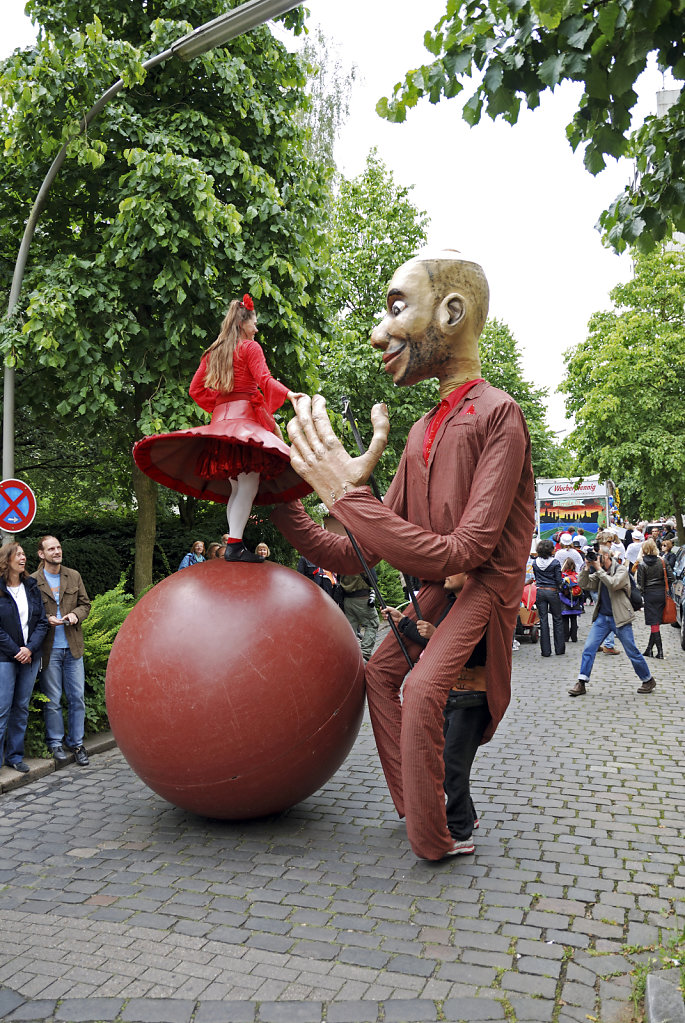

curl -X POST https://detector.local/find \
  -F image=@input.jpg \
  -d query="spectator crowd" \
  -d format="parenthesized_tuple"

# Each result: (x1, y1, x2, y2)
(528, 519, 680, 699)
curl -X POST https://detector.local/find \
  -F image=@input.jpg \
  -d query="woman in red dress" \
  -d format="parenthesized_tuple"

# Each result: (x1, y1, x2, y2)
(133, 295, 308, 563)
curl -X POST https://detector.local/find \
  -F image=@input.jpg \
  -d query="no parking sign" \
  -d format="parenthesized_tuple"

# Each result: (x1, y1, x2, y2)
(0, 478, 37, 533)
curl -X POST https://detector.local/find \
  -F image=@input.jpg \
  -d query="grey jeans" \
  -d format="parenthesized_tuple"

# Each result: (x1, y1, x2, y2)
(343, 596, 379, 661)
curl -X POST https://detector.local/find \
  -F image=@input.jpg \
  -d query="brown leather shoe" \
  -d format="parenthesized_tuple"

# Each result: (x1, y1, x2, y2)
(568, 681, 586, 697)
(600, 646, 620, 655)
(637, 678, 656, 694)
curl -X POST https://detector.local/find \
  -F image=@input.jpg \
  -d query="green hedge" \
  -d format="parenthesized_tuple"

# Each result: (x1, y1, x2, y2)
(19, 527, 127, 597)
(375, 561, 405, 608)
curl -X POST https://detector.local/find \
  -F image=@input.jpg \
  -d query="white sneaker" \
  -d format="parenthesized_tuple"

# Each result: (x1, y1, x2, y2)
(444, 837, 475, 856)
(512, 639, 521, 650)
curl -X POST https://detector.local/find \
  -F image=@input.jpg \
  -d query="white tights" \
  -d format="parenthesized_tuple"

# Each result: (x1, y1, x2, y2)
(226, 472, 260, 540)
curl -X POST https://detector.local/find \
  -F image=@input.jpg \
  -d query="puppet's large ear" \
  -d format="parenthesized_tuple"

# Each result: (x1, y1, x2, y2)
(437, 292, 466, 332)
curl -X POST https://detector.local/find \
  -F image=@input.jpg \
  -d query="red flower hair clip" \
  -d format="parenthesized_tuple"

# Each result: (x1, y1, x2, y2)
(241, 294, 254, 311)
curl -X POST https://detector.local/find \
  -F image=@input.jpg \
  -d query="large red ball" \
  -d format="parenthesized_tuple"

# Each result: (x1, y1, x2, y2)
(106, 560, 365, 818)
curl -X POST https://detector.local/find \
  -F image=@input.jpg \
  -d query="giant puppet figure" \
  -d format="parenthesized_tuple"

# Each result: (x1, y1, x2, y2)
(271, 250, 536, 861)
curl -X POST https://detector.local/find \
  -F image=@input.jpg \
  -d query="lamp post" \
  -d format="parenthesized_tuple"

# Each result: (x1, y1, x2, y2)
(2, 0, 300, 503)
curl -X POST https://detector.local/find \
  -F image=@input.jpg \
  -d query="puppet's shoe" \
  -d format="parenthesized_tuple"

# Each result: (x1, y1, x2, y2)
(224, 542, 264, 564)
(444, 838, 475, 857)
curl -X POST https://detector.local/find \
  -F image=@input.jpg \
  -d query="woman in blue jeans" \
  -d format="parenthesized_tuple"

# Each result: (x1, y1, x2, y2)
(532, 539, 565, 657)
(0, 543, 49, 772)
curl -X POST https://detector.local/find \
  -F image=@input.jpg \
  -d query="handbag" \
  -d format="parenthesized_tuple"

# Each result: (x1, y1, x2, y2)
(662, 562, 677, 624)
(628, 571, 643, 611)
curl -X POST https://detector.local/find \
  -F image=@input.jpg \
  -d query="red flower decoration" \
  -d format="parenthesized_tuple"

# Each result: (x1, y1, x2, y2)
(241, 294, 254, 311)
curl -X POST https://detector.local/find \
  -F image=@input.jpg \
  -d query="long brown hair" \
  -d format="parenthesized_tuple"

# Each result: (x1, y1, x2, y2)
(0, 542, 27, 584)
(204, 299, 256, 391)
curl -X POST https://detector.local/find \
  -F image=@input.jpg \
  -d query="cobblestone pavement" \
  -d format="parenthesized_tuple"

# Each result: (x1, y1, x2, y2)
(1, 618, 684, 1023)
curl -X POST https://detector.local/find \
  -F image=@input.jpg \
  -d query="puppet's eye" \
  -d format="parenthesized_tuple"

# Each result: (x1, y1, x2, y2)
(391, 300, 406, 316)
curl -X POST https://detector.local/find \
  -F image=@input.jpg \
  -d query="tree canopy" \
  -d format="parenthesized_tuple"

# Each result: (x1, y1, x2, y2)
(560, 244, 685, 538)
(377, 0, 685, 254)
(478, 318, 567, 478)
(0, 0, 330, 590)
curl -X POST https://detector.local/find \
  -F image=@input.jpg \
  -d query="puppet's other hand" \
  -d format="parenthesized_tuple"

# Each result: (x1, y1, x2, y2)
(288, 395, 388, 504)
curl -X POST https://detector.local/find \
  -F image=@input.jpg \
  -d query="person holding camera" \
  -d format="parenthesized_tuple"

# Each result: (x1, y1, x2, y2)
(568, 533, 656, 697)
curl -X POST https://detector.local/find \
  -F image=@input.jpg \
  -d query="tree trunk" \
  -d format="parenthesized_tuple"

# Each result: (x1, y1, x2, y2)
(179, 494, 197, 529)
(133, 460, 158, 596)
(671, 491, 685, 546)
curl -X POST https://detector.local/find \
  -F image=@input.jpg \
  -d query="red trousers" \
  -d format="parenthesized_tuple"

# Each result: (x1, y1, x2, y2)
(365, 580, 493, 860)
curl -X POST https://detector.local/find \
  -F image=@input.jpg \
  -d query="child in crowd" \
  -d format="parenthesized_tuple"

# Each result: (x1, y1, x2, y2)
(559, 556, 584, 643)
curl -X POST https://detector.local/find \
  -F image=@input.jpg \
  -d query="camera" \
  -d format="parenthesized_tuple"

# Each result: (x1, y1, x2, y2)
(585, 549, 598, 562)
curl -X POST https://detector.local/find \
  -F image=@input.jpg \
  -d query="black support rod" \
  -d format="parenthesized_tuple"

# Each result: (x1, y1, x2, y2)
(342, 527, 414, 671)
(341, 395, 422, 621)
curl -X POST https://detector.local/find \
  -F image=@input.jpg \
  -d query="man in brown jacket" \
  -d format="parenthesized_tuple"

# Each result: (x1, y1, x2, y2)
(272, 250, 535, 861)
(32, 537, 92, 765)
(569, 536, 656, 697)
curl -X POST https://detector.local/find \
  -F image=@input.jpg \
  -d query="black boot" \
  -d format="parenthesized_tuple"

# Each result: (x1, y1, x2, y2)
(642, 635, 655, 657)
(224, 542, 264, 563)
(654, 633, 664, 659)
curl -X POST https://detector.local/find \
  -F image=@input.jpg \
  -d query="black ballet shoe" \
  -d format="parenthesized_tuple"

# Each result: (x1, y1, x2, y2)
(224, 542, 264, 563)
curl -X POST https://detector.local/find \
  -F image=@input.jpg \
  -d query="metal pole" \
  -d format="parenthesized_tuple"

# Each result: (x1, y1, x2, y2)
(2, 49, 171, 494)
(1, 366, 15, 541)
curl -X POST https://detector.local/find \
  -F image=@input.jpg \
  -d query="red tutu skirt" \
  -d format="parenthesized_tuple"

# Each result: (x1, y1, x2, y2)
(132, 396, 312, 506)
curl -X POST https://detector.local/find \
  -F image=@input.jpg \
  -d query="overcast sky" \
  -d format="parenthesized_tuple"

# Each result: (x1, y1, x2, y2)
(3, 0, 674, 434)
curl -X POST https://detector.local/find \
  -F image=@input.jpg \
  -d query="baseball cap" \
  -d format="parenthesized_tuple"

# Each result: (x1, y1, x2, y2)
(632, 530, 644, 542)
(559, 533, 573, 545)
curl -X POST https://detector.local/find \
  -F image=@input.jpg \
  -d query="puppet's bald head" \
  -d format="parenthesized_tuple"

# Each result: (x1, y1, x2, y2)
(410, 249, 489, 337)
(371, 249, 488, 389)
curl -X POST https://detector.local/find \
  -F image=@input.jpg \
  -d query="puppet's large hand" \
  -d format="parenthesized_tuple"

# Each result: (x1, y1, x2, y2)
(287, 395, 389, 509)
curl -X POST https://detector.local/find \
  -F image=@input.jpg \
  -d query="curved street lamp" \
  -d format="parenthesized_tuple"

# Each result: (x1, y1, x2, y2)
(2, 0, 300, 505)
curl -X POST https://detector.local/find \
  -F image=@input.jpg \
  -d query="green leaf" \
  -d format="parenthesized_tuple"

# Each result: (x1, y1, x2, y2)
(532, 0, 567, 30)
(443, 49, 473, 76)
(584, 143, 607, 174)
(539, 54, 564, 87)
(462, 93, 483, 125)
(597, 3, 620, 41)
(566, 21, 596, 49)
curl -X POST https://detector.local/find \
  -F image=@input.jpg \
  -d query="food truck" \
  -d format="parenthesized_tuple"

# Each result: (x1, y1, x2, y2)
(535, 476, 613, 541)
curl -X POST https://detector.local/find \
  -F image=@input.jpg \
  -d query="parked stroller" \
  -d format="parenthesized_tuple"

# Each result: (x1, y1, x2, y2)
(516, 581, 540, 643)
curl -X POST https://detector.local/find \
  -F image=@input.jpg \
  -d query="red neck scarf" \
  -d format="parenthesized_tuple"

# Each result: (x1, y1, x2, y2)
(422, 379, 483, 464)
